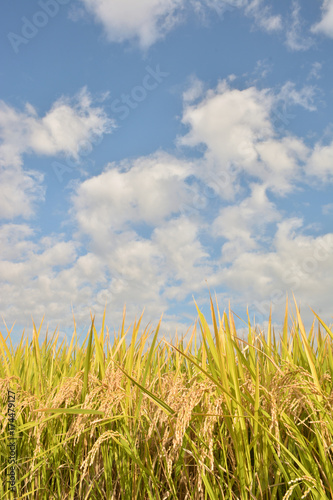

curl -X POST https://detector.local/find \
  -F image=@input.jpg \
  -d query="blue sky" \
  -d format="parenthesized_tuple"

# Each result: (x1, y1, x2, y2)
(1, 0, 333, 344)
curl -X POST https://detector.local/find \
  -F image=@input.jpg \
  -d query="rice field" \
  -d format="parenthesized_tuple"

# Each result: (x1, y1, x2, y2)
(1, 294, 333, 499)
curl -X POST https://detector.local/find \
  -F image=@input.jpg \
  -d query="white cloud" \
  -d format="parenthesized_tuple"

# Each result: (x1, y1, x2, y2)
(179, 80, 309, 195)
(0, 223, 144, 339)
(0, 224, 81, 328)
(67, 153, 214, 315)
(0, 89, 114, 221)
(153, 217, 211, 293)
(213, 218, 333, 325)
(311, 0, 333, 38)
(179, 82, 274, 165)
(69, 152, 216, 315)
(0, 166, 45, 220)
(78, 0, 185, 48)
(0, 88, 114, 167)
(72, 152, 194, 246)
(0, 224, 37, 261)
(0, 228, 78, 288)
(254, 136, 308, 194)
(306, 139, 333, 182)
(212, 183, 281, 261)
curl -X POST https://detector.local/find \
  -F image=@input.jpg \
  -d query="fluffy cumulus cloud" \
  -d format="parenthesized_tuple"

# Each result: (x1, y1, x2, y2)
(220, 219, 333, 324)
(0, 224, 79, 328)
(180, 78, 333, 192)
(179, 80, 311, 195)
(0, 89, 114, 220)
(212, 183, 281, 261)
(71, 152, 213, 302)
(180, 82, 274, 168)
(72, 153, 195, 242)
(0, 167, 45, 220)
(0, 88, 113, 167)
(311, 0, 333, 38)
(153, 217, 211, 296)
(306, 140, 333, 182)
(0, 222, 138, 336)
(78, 0, 185, 48)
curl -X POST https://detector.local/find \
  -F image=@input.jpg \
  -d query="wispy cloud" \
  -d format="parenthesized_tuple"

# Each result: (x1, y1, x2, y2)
(311, 0, 333, 38)
(244, 0, 282, 33)
(306, 139, 333, 183)
(277, 81, 318, 111)
(179, 80, 309, 195)
(285, 1, 313, 51)
(322, 203, 333, 215)
(307, 62, 323, 81)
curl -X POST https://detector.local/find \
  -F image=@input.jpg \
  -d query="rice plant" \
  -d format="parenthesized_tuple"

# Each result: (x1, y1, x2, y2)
(0, 294, 333, 499)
